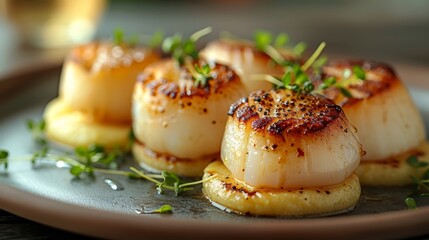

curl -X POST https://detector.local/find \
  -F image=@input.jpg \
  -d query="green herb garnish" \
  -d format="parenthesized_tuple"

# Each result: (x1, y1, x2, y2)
(113, 28, 125, 45)
(353, 65, 366, 80)
(150, 205, 173, 214)
(148, 31, 164, 48)
(0, 150, 8, 170)
(130, 167, 215, 196)
(405, 197, 417, 209)
(316, 64, 367, 98)
(162, 27, 212, 65)
(113, 28, 140, 47)
(29, 146, 215, 196)
(27, 119, 47, 146)
(407, 155, 428, 168)
(189, 63, 213, 88)
(406, 155, 429, 208)
(252, 41, 327, 95)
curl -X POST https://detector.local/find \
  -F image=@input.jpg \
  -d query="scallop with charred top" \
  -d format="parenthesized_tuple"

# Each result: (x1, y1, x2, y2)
(132, 59, 247, 177)
(44, 42, 160, 148)
(203, 89, 363, 216)
(200, 39, 294, 93)
(320, 60, 428, 185)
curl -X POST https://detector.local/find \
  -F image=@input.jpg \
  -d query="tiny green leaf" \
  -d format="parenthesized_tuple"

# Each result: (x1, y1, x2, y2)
(0, 150, 8, 159)
(405, 197, 417, 209)
(162, 171, 181, 186)
(162, 34, 182, 53)
(339, 87, 353, 98)
(0, 150, 8, 170)
(113, 28, 125, 45)
(293, 42, 306, 56)
(146, 204, 173, 214)
(149, 31, 164, 48)
(281, 72, 292, 86)
(313, 56, 328, 71)
(407, 155, 428, 168)
(74, 146, 89, 158)
(303, 81, 315, 93)
(254, 31, 272, 51)
(274, 33, 289, 48)
(26, 119, 34, 130)
(70, 165, 84, 177)
(353, 65, 366, 80)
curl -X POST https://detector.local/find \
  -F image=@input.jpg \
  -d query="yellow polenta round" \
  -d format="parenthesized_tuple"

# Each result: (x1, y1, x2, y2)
(132, 142, 217, 177)
(203, 161, 361, 217)
(357, 141, 429, 186)
(44, 98, 130, 149)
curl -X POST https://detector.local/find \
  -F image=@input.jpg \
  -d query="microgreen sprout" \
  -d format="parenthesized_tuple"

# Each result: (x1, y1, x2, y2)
(130, 167, 216, 196)
(162, 27, 213, 65)
(405, 197, 417, 210)
(113, 28, 140, 47)
(252, 42, 327, 95)
(27, 119, 47, 146)
(406, 155, 429, 209)
(148, 205, 173, 214)
(0, 150, 8, 170)
(148, 31, 164, 48)
(186, 62, 214, 88)
(316, 64, 367, 98)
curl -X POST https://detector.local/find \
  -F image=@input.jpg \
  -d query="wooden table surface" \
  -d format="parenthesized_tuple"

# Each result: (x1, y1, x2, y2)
(0, 210, 90, 239)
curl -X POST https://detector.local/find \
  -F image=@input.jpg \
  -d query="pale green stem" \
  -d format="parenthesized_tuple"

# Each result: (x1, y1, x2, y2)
(301, 41, 326, 71)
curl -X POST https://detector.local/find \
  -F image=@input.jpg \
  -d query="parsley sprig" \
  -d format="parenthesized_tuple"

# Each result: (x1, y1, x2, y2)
(0, 150, 8, 170)
(405, 155, 429, 209)
(162, 27, 212, 65)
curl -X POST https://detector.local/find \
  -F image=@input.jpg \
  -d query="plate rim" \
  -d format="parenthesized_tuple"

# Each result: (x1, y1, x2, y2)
(1, 184, 429, 240)
(1, 62, 429, 239)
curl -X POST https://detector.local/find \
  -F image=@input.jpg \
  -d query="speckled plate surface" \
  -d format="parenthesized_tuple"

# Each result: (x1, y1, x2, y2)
(0, 65, 429, 240)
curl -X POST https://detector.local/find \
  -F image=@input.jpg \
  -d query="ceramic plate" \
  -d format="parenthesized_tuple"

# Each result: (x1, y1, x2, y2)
(0, 64, 429, 240)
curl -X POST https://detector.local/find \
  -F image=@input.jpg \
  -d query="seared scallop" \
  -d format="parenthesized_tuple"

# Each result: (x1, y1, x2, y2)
(44, 42, 160, 148)
(200, 39, 294, 93)
(321, 60, 428, 185)
(132, 59, 247, 177)
(203, 89, 363, 216)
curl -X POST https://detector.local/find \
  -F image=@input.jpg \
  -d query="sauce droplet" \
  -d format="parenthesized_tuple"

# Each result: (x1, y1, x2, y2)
(104, 178, 124, 191)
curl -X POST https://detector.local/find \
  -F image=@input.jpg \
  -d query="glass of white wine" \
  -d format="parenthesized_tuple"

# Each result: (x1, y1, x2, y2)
(1, 0, 106, 48)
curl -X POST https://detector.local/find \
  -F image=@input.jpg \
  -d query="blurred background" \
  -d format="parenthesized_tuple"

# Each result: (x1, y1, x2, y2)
(0, 0, 428, 80)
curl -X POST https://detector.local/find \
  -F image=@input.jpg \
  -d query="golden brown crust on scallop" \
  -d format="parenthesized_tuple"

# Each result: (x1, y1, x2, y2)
(133, 140, 218, 177)
(67, 42, 159, 72)
(356, 141, 429, 186)
(136, 59, 241, 99)
(227, 89, 344, 136)
(205, 39, 298, 64)
(203, 161, 361, 216)
(320, 60, 400, 106)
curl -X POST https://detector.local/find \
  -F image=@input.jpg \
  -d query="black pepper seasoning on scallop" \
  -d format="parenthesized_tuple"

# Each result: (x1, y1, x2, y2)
(221, 89, 363, 189)
(132, 58, 247, 177)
